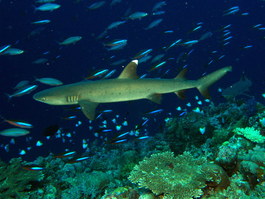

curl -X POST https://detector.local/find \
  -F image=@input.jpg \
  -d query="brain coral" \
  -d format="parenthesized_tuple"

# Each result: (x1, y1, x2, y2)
(129, 151, 229, 199)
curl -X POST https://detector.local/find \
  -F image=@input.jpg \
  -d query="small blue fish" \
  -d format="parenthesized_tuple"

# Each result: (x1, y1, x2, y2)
(6, 85, 38, 99)
(101, 129, 112, 133)
(135, 119, 149, 130)
(0, 128, 30, 137)
(54, 151, 76, 158)
(136, 136, 150, 140)
(149, 61, 166, 71)
(35, 3, 61, 11)
(127, 12, 148, 20)
(2, 119, 33, 129)
(133, 49, 153, 59)
(67, 156, 90, 163)
(36, 77, 63, 86)
(107, 21, 126, 30)
(253, 24, 262, 29)
(0, 45, 11, 54)
(104, 39, 127, 47)
(88, 1, 106, 10)
(152, 11, 166, 16)
(22, 165, 45, 171)
(62, 115, 77, 120)
(59, 36, 82, 45)
(164, 30, 174, 34)
(145, 109, 163, 115)
(182, 40, 199, 46)
(113, 139, 127, 144)
(32, 20, 51, 24)
(165, 39, 182, 50)
(2, 48, 24, 55)
(86, 69, 109, 79)
(179, 111, 187, 116)
(223, 24, 232, 29)
(223, 36, 233, 41)
(223, 6, 240, 16)
(152, 1, 167, 12)
(117, 132, 130, 138)
(103, 69, 116, 79)
(145, 19, 163, 30)
(192, 25, 202, 32)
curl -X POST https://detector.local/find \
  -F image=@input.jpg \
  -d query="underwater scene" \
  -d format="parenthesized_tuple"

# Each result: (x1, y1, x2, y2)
(0, 0, 265, 198)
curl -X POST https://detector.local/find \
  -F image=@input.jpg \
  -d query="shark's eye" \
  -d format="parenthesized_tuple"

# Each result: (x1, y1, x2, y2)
(41, 97, 46, 101)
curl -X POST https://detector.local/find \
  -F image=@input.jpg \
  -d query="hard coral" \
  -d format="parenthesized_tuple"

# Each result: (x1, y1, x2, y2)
(61, 171, 113, 199)
(128, 151, 229, 199)
(233, 127, 265, 143)
(101, 186, 139, 199)
(238, 146, 265, 188)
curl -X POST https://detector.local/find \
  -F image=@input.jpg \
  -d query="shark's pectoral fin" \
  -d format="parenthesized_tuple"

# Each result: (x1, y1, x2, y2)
(197, 87, 211, 99)
(79, 101, 99, 120)
(147, 93, 162, 104)
(175, 90, 186, 100)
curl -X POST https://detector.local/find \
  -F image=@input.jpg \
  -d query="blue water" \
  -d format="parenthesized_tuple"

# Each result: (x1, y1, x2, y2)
(0, 0, 264, 162)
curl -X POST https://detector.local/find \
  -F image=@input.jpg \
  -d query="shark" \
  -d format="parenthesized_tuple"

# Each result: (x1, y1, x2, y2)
(33, 60, 232, 120)
(222, 73, 252, 99)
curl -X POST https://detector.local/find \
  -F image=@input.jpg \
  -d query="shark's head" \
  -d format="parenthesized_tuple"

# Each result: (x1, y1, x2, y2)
(33, 88, 69, 105)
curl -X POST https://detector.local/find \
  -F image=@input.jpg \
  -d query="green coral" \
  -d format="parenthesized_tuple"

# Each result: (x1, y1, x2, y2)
(61, 171, 112, 199)
(233, 127, 265, 143)
(207, 173, 265, 199)
(0, 158, 44, 199)
(128, 151, 228, 199)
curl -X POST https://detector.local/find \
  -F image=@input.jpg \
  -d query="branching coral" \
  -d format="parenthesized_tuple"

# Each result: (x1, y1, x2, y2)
(233, 127, 265, 143)
(128, 151, 229, 199)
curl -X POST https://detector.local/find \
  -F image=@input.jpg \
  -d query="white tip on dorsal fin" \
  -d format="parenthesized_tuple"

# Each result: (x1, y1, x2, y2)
(118, 60, 139, 79)
(132, 60, 138, 65)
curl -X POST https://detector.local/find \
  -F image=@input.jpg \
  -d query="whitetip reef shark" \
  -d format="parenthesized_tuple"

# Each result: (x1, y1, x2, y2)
(33, 60, 232, 120)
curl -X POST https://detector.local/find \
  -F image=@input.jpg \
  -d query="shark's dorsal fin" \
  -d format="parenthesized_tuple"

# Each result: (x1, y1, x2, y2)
(118, 60, 139, 79)
(175, 68, 187, 80)
(79, 101, 99, 120)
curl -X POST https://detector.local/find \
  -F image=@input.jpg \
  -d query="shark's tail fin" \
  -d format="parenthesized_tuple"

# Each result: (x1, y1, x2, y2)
(197, 66, 232, 98)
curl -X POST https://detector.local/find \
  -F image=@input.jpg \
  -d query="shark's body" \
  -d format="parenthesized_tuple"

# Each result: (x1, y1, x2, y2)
(33, 60, 232, 120)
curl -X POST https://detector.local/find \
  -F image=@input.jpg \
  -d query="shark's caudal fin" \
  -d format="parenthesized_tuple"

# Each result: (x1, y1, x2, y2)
(197, 66, 232, 98)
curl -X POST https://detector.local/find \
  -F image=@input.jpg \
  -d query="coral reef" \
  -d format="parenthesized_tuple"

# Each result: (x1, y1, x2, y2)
(61, 171, 113, 198)
(128, 151, 229, 199)
(1, 99, 265, 198)
(233, 127, 265, 143)
(101, 186, 139, 199)
(0, 158, 44, 199)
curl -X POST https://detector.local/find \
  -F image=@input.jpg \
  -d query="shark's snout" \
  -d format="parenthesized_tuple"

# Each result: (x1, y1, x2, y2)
(33, 92, 47, 103)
